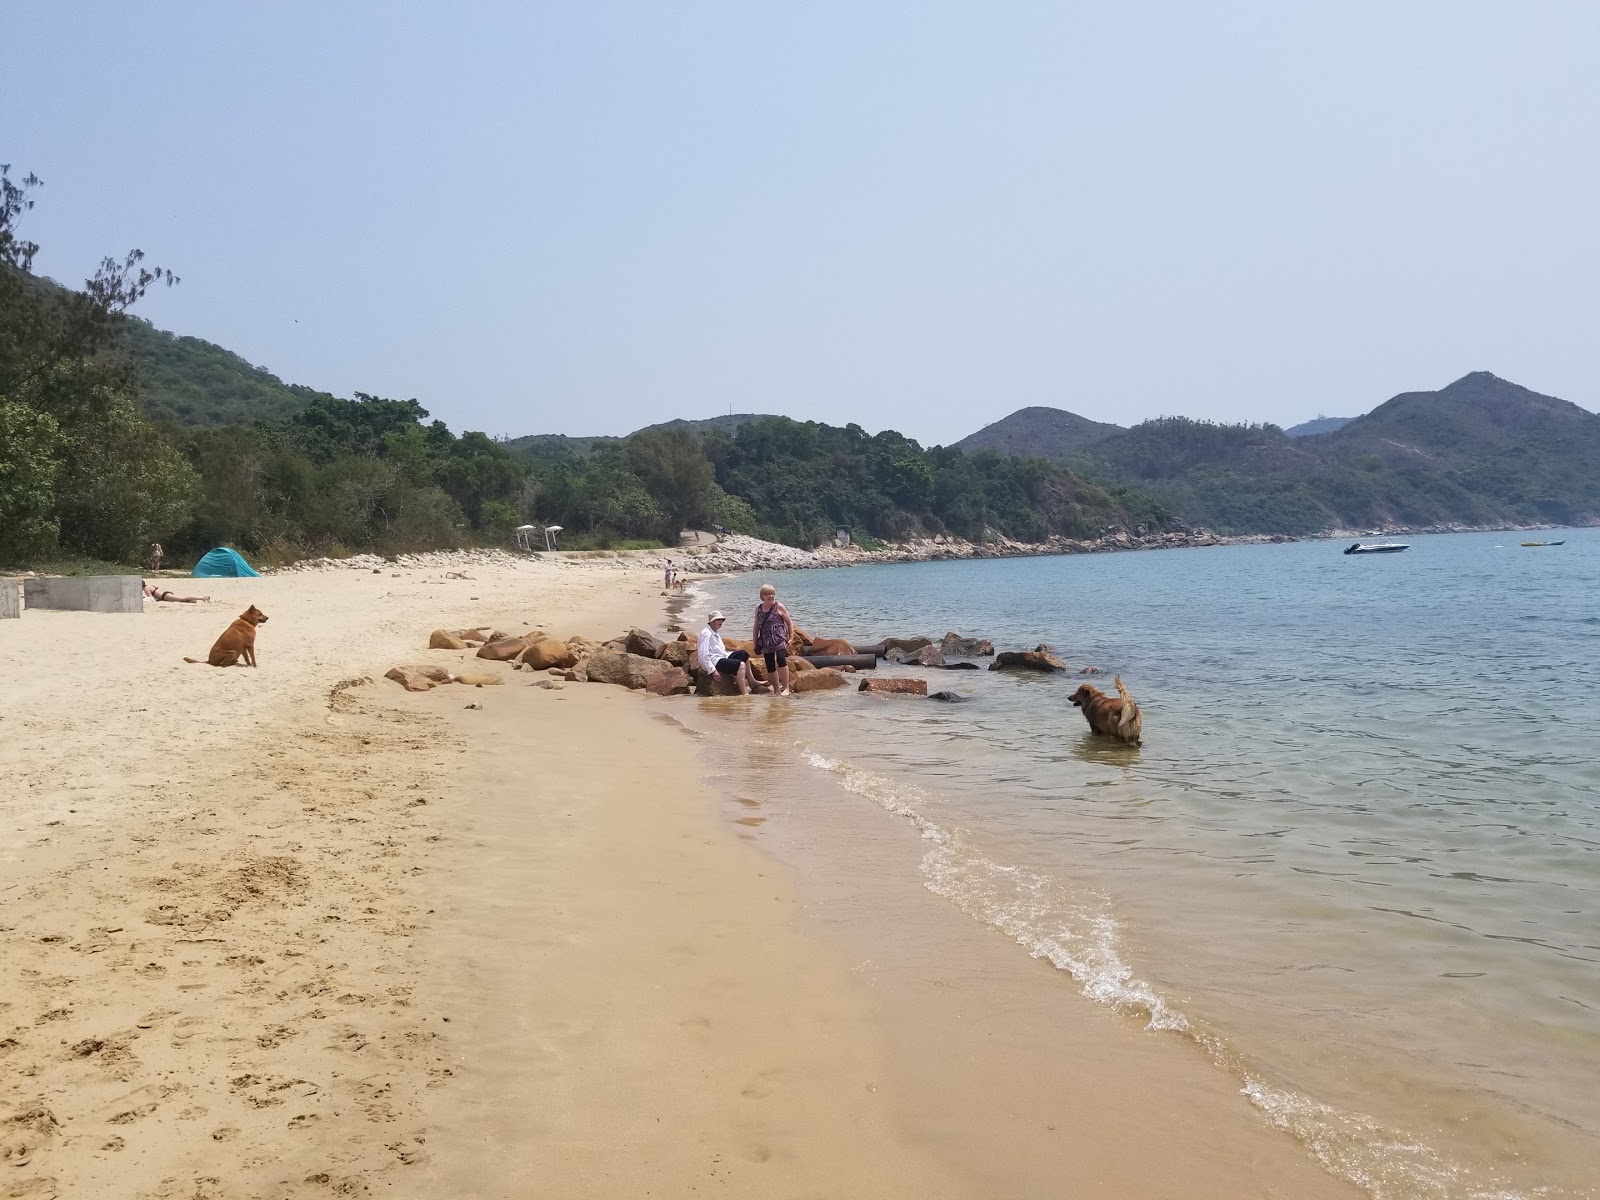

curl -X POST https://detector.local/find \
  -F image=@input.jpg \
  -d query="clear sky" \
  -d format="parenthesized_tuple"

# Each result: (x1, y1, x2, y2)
(6, 1, 1598, 443)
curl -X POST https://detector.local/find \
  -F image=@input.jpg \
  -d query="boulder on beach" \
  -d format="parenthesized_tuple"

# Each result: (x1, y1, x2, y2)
(520, 637, 576, 670)
(903, 645, 948, 667)
(644, 667, 692, 696)
(585, 649, 675, 690)
(659, 640, 695, 671)
(453, 672, 505, 686)
(625, 627, 665, 659)
(990, 650, 1068, 672)
(859, 677, 928, 696)
(384, 666, 437, 692)
(880, 636, 933, 658)
(793, 668, 848, 693)
(694, 671, 743, 697)
(803, 636, 856, 656)
(477, 636, 531, 661)
(940, 632, 994, 657)
(789, 656, 816, 673)
(428, 629, 468, 650)
(563, 662, 589, 683)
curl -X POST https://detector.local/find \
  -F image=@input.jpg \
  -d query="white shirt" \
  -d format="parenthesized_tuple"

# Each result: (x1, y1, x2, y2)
(697, 625, 728, 672)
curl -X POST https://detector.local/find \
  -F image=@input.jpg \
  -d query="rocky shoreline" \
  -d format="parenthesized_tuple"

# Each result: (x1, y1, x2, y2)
(671, 520, 1582, 576)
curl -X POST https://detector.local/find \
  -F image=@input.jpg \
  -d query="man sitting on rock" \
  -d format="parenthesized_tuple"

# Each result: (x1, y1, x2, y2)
(697, 610, 758, 696)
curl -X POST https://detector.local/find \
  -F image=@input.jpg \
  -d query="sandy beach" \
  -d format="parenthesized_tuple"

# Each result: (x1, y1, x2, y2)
(3, 553, 1356, 1198)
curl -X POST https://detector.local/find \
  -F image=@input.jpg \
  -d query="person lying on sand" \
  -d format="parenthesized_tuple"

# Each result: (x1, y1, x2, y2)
(143, 580, 209, 604)
(697, 610, 760, 695)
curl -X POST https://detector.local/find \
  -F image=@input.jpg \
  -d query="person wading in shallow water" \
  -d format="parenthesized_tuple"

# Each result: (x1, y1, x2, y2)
(753, 582, 793, 697)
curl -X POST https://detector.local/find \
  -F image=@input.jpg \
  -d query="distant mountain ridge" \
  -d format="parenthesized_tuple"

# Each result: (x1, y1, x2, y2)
(955, 406, 1122, 459)
(1285, 415, 1353, 437)
(1060, 373, 1600, 533)
(107, 302, 1597, 535)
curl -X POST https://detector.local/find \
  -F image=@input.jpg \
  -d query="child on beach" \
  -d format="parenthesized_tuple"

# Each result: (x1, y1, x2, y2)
(753, 583, 793, 697)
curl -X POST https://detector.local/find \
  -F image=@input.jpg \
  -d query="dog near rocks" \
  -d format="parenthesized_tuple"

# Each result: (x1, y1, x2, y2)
(1068, 676, 1142, 745)
(184, 605, 269, 667)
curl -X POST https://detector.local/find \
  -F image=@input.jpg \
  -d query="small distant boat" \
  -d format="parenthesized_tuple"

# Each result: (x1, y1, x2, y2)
(1520, 540, 1565, 547)
(1344, 541, 1410, 555)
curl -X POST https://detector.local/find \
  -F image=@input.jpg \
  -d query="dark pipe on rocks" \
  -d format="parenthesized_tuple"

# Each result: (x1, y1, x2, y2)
(799, 653, 878, 671)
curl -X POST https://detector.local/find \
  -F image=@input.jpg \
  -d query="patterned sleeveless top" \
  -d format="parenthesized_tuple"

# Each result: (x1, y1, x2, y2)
(755, 602, 790, 653)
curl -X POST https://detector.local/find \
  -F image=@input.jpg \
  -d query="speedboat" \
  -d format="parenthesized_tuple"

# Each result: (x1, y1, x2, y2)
(1344, 541, 1410, 555)
(1520, 540, 1565, 547)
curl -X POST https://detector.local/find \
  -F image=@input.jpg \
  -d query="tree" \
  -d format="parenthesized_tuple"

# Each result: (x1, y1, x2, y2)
(626, 430, 715, 538)
(0, 165, 193, 563)
(0, 396, 61, 561)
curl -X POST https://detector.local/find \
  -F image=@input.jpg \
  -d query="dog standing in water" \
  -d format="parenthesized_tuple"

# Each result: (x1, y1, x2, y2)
(1069, 676, 1142, 745)
(185, 605, 269, 667)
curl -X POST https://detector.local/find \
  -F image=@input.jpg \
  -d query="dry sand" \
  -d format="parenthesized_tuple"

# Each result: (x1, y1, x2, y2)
(2, 553, 1354, 1199)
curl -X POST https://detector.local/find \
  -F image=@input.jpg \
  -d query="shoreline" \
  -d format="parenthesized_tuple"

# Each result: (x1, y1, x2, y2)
(0, 544, 1523, 1197)
(668, 519, 1596, 575)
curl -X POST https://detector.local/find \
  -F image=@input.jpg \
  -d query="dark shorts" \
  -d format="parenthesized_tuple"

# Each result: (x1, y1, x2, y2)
(715, 650, 750, 677)
(762, 648, 788, 672)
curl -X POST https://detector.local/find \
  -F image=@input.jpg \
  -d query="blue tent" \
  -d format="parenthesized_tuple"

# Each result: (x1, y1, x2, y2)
(192, 547, 260, 578)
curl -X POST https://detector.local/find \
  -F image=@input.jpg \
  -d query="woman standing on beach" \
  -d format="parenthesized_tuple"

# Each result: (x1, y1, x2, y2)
(753, 582, 793, 697)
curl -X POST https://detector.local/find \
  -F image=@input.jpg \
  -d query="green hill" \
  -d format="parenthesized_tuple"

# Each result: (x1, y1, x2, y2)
(124, 316, 336, 427)
(1285, 415, 1353, 437)
(1065, 374, 1600, 533)
(955, 406, 1122, 458)
(505, 413, 773, 460)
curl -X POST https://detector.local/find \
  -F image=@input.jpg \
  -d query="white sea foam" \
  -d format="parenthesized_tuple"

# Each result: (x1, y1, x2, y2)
(1240, 1078, 1534, 1200)
(797, 741, 1541, 1200)
(799, 744, 1183, 1030)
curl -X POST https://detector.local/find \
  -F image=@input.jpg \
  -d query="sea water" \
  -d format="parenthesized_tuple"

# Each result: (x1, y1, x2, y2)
(690, 529, 1600, 1199)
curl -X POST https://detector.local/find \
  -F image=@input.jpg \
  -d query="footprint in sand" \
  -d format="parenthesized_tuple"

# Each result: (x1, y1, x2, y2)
(170, 1017, 206, 1043)
(135, 1008, 179, 1030)
(2, 1175, 61, 1199)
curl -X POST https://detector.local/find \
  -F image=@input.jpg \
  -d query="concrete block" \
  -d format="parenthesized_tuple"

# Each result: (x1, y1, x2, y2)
(0, 579, 19, 619)
(22, 575, 144, 613)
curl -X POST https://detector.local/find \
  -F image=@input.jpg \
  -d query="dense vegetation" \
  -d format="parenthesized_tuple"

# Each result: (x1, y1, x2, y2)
(518, 417, 1159, 548)
(126, 317, 334, 427)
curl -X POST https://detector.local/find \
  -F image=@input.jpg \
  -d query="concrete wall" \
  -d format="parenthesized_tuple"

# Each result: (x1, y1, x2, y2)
(22, 575, 144, 613)
(0, 579, 19, 619)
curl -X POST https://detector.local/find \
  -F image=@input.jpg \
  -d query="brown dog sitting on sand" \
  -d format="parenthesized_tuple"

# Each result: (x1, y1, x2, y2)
(185, 605, 269, 667)
(1069, 676, 1142, 745)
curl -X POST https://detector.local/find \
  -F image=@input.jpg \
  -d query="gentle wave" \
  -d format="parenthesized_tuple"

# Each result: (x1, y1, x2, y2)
(797, 742, 1540, 1200)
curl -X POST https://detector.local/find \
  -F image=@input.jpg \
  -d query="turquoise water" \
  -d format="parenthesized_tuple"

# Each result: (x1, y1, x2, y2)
(700, 529, 1600, 1199)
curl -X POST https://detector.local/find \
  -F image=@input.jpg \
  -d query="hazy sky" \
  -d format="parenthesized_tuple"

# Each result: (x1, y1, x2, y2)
(7, 2, 1598, 443)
